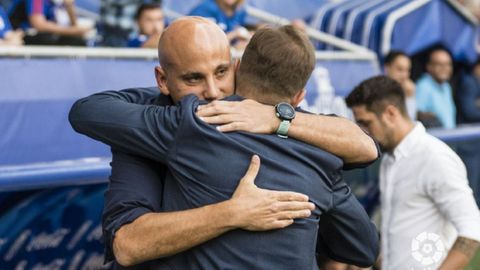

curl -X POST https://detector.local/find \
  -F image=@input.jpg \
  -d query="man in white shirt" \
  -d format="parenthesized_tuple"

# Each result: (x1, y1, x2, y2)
(346, 76, 480, 270)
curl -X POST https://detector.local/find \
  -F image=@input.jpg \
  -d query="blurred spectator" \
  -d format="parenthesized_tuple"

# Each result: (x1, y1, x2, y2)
(384, 51, 416, 120)
(0, 0, 12, 10)
(347, 76, 480, 270)
(457, 58, 480, 123)
(99, 0, 161, 47)
(190, 0, 246, 33)
(8, 0, 91, 45)
(456, 59, 480, 208)
(189, 0, 252, 49)
(127, 3, 164, 48)
(416, 48, 456, 128)
(0, 5, 23, 45)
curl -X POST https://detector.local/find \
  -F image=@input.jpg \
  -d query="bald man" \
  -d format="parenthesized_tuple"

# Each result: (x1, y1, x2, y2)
(70, 17, 379, 268)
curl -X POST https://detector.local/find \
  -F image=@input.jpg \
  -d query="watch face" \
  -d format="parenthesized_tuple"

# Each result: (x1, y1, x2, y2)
(276, 103, 295, 120)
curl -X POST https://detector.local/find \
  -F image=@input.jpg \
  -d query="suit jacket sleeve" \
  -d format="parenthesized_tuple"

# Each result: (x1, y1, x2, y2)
(69, 88, 185, 163)
(458, 75, 480, 122)
(317, 184, 379, 267)
(103, 150, 166, 264)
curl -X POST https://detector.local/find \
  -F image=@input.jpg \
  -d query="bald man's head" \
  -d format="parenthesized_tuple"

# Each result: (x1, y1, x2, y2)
(158, 17, 231, 71)
(154, 16, 235, 103)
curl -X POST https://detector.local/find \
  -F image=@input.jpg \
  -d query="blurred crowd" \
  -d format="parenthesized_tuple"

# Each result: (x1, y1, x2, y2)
(382, 47, 480, 129)
(0, 0, 307, 49)
(2, 0, 480, 129)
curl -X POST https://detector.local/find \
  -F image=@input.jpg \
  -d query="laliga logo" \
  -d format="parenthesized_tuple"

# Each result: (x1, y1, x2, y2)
(411, 232, 445, 266)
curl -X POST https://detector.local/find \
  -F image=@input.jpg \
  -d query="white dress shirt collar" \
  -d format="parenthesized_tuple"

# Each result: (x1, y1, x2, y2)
(389, 122, 424, 161)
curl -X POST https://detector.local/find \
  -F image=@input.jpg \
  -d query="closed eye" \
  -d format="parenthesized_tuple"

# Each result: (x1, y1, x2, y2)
(215, 64, 230, 77)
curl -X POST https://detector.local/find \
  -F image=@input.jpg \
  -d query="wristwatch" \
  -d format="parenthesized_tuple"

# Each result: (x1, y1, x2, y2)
(274, 102, 296, 138)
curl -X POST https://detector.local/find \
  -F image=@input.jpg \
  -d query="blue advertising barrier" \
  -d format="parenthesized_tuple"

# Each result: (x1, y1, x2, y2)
(0, 159, 110, 269)
(0, 57, 158, 165)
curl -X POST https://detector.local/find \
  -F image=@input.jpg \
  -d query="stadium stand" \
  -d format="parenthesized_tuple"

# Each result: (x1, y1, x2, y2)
(1, 0, 480, 269)
(310, 0, 478, 64)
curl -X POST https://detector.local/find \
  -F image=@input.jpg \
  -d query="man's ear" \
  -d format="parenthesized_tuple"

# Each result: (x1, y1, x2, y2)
(155, 66, 170, 96)
(291, 90, 306, 107)
(234, 59, 241, 71)
(383, 104, 399, 125)
(384, 65, 391, 75)
(426, 63, 433, 75)
(232, 59, 241, 95)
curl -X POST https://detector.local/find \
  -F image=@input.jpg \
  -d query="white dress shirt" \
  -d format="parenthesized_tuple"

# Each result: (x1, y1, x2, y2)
(380, 123, 480, 270)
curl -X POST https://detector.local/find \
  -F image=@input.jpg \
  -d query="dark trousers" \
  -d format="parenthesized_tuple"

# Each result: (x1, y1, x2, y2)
(24, 33, 87, 46)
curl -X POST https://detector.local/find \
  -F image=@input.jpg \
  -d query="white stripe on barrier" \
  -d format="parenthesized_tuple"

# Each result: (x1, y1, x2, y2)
(381, 0, 432, 56)
(361, 0, 406, 48)
(343, 0, 384, 41)
(0, 46, 377, 61)
(245, 5, 375, 56)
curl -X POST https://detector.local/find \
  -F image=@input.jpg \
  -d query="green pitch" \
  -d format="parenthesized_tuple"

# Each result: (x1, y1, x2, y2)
(466, 250, 480, 270)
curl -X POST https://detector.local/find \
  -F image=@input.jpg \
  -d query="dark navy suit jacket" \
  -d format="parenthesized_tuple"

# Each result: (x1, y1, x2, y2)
(69, 87, 379, 269)
(457, 74, 480, 123)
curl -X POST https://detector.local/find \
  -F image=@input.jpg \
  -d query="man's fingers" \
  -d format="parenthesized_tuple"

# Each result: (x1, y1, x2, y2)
(276, 209, 312, 220)
(239, 155, 261, 185)
(216, 122, 245, 133)
(198, 114, 237, 125)
(270, 190, 310, 202)
(196, 101, 237, 116)
(274, 201, 315, 212)
(263, 209, 313, 230)
(269, 219, 294, 229)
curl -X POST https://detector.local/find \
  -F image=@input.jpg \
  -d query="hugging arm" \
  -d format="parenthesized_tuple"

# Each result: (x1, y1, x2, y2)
(196, 99, 380, 167)
(69, 88, 180, 163)
(107, 153, 314, 266)
(70, 89, 379, 167)
(71, 89, 315, 265)
(317, 185, 379, 267)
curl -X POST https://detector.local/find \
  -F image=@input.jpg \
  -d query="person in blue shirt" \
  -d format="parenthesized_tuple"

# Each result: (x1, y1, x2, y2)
(127, 3, 164, 48)
(70, 18, 379, 269)
(416, 48, 456, 129)
(189, 0, 252, 49)
(0, 5, 23, 45)
(8, 0, 91, 45)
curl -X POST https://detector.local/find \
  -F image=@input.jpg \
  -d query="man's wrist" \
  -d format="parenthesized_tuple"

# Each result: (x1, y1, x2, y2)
(209, 199, 240, 231)
(273, 103, 296, 137)
(271, 110, 281, 134)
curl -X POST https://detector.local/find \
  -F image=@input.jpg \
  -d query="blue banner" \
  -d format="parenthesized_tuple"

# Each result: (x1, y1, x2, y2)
(0, 184, 108, 269)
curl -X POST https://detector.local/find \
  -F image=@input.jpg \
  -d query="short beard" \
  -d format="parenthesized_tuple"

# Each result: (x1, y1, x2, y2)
(379, 122, 396, 153)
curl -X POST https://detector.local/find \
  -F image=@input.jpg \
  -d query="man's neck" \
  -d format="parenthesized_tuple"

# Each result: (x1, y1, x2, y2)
(391, 118, 416, 151)
(217, 1, 235, 16)
(429, 74, 446, 85)
(236, 87, 289, 106)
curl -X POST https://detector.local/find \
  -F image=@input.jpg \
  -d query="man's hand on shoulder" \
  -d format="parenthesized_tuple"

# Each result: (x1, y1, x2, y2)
(225, 155, 315, 230)
(197, 99, 280, 134)
(196, 100, 379, 166)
